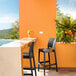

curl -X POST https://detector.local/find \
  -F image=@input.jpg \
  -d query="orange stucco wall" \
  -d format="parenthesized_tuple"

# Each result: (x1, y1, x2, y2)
(56, 43, 76, 67)
(19, 0, 76, 68)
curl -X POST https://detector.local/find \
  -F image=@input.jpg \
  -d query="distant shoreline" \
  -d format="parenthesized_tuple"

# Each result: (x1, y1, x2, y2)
(0, 39, 17, 40)
(0, 28, 12, 31)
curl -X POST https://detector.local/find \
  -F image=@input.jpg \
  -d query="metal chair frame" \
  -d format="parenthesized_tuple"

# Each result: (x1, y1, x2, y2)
(23, 42, 37, 76)
(38, 38, 58, 76)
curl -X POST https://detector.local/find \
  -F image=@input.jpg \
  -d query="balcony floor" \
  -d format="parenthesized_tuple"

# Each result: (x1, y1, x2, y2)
(24, 69, 76, 76)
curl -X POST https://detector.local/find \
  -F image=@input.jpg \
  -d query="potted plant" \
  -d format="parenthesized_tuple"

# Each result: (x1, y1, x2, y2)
(56, 15, 76, 43)
(27, 30, 32, 38)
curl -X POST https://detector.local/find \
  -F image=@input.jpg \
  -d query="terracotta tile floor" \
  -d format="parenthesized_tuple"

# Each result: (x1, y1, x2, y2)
(24, 69, 76, 76)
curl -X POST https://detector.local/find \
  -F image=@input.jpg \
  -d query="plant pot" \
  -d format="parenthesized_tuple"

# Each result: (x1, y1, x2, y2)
(56, 42, 76, 67)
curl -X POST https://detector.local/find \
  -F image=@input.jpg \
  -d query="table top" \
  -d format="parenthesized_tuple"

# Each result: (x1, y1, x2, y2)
(0, 38, 37, 47)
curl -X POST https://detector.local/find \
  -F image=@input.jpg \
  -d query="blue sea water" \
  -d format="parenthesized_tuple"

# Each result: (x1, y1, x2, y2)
(0, 40, 13, 46)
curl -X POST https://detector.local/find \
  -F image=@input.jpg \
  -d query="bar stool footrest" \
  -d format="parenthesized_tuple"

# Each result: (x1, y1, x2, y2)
(23, 67, 35, 70)
(24, 73, 32, 76)
(38, 63, 56, 67)
(40, 61, 50, 63)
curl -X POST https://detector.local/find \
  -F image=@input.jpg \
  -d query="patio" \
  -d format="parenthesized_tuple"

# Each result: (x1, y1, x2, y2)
(0, 0, 76, 76)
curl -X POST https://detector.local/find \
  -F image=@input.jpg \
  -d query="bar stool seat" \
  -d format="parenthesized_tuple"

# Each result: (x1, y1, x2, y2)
(23, 53, 33, 58)
(39, 48, 55, 53)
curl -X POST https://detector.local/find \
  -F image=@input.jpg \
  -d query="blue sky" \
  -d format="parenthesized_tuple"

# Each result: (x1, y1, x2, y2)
(0, 0, 19, 30)
(57, 0, 76, 19)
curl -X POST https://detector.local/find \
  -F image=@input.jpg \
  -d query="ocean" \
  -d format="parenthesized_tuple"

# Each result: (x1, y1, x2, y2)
(0, 40, 13, 46)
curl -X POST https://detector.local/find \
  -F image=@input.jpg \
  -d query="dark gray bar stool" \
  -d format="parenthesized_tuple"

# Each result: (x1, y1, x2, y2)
(23, 42, 37, 76)
(38, 38, 58, 76)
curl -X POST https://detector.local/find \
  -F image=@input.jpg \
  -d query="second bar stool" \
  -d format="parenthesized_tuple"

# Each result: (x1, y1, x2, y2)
(23, 42, 37, 76)
(38, 38, 58, 76)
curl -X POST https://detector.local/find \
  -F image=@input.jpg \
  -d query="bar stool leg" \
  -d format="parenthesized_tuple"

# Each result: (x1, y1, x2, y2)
(33, 55, 37, 76)
(38, 50, 40, 71)
(30, 58, 33, 76)
(48, 53, 50, 69)
(44, 52, 46, 76)
(54, 51, 58, 72)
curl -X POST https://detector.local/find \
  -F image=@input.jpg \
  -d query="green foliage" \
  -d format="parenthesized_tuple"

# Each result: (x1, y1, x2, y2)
(56, 15, 76, 43)
(63, 34, 73, 43)
(56, 28, 64, 42)
(12, 19, 19, 31)
(27, 30, 32, 34)
(0, 29, 13, 39)
(75, 36, 76, 42)
(10, 19, 19, 39)
(56, 3, 76, 43)
(10, 30, 19, 39)
(0, 19, 19, 39)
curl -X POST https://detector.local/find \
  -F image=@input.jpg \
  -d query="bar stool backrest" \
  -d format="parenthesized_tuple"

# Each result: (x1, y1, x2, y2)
(29, 42, 34, 54)
(48, 38, 56, 50)
(53, 38, 56, 50)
